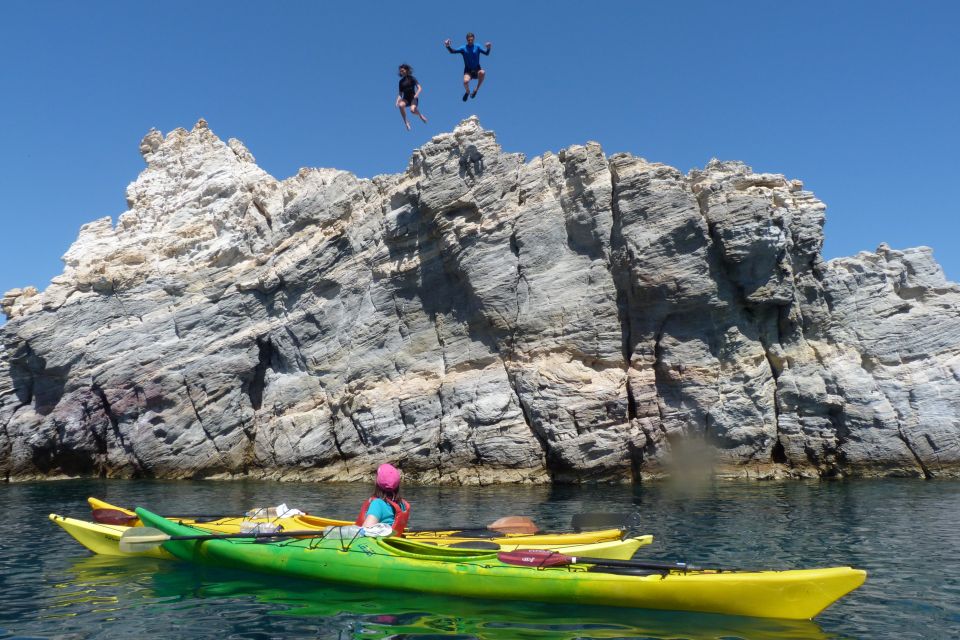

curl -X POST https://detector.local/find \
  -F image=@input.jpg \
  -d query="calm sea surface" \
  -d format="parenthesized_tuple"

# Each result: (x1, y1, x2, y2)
(0, 478, 957, 639)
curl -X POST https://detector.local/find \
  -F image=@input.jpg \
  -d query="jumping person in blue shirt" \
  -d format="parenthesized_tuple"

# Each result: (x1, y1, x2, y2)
(444, 33, 492, 101)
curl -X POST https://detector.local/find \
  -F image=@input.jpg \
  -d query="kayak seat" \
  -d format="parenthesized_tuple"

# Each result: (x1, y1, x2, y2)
(446, 541, 501, 551)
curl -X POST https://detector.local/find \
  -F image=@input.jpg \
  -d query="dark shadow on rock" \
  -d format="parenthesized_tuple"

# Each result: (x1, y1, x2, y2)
(7, 340, 71, 415)
(459, 145, 484, 180)
(391, 215, 508, 358)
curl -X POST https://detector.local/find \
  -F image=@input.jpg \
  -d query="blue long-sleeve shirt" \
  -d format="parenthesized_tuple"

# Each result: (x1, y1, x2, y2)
(447, 43, 490, 70)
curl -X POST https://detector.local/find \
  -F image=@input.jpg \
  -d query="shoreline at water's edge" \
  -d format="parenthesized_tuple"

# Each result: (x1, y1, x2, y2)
(5, 461, 959, 484)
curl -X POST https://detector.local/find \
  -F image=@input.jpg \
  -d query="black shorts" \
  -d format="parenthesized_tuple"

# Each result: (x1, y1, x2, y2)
(400, 93, 417, 105)
(464, 67, 481, 79)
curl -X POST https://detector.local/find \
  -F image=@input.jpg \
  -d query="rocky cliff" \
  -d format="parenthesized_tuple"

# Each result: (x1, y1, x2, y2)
(2, 118, 958, 483)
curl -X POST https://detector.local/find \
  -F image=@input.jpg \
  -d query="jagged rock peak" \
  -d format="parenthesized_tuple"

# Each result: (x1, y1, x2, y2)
(0, 118, 957, 483)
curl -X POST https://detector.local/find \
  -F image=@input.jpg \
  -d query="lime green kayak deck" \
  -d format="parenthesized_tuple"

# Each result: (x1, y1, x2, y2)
(137, 507, 866, 620)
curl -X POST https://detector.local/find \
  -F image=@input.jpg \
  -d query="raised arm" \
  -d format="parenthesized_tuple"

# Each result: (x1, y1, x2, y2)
(482, 42, 492, 55)
(444, 38, 459, 53)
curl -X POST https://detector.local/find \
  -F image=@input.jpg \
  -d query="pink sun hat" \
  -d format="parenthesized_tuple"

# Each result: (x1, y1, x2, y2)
(376, 463, 401, 491)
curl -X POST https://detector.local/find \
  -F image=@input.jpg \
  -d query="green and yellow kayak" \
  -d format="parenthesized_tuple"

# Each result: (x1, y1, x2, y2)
(49, 513, 652, 560)
(136, 507, 866, 620)
(87, 497, 633, 548)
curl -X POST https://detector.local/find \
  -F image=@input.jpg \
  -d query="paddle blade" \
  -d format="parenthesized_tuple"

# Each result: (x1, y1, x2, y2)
(118, 526, 171, 553)
(498, 549, 572, 567)
(487, 516, 540, 535)
(571, 512, 630, 532)
(92, 508, 139, 526)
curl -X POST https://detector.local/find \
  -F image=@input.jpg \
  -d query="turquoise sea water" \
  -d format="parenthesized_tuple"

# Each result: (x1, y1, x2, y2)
(0, 478, 957, 639)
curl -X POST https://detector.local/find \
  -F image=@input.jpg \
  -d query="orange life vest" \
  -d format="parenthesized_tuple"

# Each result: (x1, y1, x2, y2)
(355, 496, 411, 535)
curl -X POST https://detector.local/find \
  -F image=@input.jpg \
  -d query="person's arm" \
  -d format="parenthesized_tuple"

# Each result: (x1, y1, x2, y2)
(444, 38, 461, 54)
(482, 42, 492, 55)
(414, 82, 422, 98)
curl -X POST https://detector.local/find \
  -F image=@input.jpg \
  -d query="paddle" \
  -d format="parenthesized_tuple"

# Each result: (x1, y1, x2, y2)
(93, 497, 604, 537)
(497, 548, 705, 573)
(118, 526, 332, 553)
(120, 525, 505, 554)
(92, 509, 233, 526)
(100, 506, 538, 536)
(486, 515, 539, 534)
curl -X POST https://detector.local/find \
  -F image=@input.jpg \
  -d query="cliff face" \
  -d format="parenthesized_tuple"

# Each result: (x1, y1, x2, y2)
(2, 118, 958, 483)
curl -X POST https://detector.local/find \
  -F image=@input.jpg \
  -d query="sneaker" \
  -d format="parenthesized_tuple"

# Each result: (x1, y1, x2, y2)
(471, 90, 478, 99)
(462, 91, 469, 102)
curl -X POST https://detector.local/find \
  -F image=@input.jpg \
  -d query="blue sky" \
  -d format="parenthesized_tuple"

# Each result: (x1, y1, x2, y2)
(1, 0, 957, 314)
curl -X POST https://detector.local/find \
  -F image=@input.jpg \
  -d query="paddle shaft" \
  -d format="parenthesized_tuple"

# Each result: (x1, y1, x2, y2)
(95, 508, 270, 520)
(94, 508, 535, 533)
(406, 527, 511, 535)
(178, 529, 327, 540)
(497, 549, 706, 572)
(572, 556, 698, 571)
(138, 529, 331, 544)
(94, 500, 604, 535)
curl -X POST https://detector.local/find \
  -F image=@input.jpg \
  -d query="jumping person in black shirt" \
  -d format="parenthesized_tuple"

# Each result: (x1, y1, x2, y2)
(444, 33, 492, 101)
(396, 64, 428, 131)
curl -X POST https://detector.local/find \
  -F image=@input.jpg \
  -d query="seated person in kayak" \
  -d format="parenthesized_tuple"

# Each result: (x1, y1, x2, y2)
(356, 463, 411, 535)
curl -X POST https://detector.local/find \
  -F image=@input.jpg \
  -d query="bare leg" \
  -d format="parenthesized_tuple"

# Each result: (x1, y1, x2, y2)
(472, 70, 485, 98)
(411, 104, 428, 123)
(398, 100, 411, 130)
(462, 74, 470, 101)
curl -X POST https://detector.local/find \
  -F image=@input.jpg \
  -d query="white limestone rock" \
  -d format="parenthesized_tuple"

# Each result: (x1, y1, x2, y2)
(1, 118, 957, 483)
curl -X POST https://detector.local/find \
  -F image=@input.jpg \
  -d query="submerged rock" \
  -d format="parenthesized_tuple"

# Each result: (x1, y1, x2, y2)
(1, 118, 958, 482)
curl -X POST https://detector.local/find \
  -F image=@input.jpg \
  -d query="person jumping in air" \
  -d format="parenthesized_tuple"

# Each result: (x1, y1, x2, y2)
(444, 33, 492, 101)
(396, 64, 427, 131)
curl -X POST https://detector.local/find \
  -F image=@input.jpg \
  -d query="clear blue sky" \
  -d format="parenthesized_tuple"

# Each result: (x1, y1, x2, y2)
(1, 0, 957, 313)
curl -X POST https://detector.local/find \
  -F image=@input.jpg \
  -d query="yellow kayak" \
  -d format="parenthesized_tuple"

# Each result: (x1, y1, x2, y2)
(87, 497, 635, 548)
(50, 513, 174, 559)
(50, 513, 652, 560)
